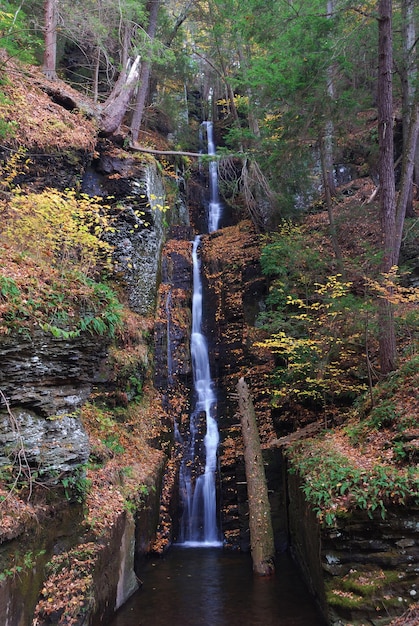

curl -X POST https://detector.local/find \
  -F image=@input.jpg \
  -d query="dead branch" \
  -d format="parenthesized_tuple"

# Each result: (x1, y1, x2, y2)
(267, 420, 324, 448)
(0, 389, 34, 502)
(129, 143, 203, 158)
(219, 155, 276, 230)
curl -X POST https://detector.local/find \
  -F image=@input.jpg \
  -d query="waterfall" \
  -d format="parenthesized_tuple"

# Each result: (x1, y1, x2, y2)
(203, 121, 222, 233)
(178, 121, 222, 546)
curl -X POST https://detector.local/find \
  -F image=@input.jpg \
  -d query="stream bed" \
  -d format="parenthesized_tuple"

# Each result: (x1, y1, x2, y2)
(109, 547, 326, 626)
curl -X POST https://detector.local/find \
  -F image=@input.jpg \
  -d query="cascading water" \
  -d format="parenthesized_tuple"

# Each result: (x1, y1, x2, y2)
(203, 121, 222, 233)
(178, 121, 222, 546)
(109, 122, 327, 626)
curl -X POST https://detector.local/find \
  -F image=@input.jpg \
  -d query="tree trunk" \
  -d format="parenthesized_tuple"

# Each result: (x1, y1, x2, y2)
(237, 377, 275, 576)
(401, 0, 417, 214)
(395, 100, 419, 262)
(93, 47, 100, 104)
(319, 132, 344, 274)
(324, 0, 337, 198)
(377, 0, 397, 375)
(42, 0, 57, 80)
(165, 0, 195, 47)
(100, 55, 141, 136)
(131, 0, 161, 143)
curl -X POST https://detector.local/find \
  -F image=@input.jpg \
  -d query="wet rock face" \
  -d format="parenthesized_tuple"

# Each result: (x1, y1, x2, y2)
(198, 222, 276, 549)
(85, 149, 177, 316)
(0, 330, 110, 416)
(0, 146, 93, 193)
(288, 471, 419, 625)
(153, 220, 276, 550)
(0, 409, 90, 472)
(154, 231, 194, 391)
(152, 229, 194, 549)
(322, 509, 419, 624)
(0, 330, 109, 474)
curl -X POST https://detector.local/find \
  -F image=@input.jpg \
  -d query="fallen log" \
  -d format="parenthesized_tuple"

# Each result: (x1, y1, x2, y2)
(129, 144, 205, 158)
(237, 376, 275, 576)
(267, 420, 324, 449)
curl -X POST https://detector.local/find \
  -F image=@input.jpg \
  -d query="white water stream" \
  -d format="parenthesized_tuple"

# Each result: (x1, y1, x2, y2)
(178, 121, 222, 546)
(204, 121, 222, 233)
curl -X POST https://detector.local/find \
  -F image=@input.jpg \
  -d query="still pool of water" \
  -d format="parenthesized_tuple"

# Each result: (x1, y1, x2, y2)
(109, 547, 326, 626)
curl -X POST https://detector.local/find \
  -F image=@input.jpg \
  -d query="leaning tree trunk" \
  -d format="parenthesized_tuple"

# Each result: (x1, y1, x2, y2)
(99, 56, 141, 136)
(237, 377, 275, 576)
(131, 0, 161, 143)
(395, 99, 419, 261)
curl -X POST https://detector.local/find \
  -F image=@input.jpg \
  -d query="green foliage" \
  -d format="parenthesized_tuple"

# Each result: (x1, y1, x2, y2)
(287, 438, 419, 527)
(124, 482, 155, 514)
(326, 569, 400, 610)
(127, 374, 143, 401)
(368, 401, 398, 429)
(83, 402, 126, 456)
(326, 568, 401, 611)
(345, 351, 419, 462)
(46, 543, 97, 577)
(0, 186, 124, 338)
(0, 90, 18, 139)
(0, 275, 20, 300)
(4, 188, 115, 272)
(0, 3, 42, 64)
(258, 222, 366, 407)
(0, 549, 46, 582)
(121, 465, 134, 478)
(103, 434, 125, 455)
(1, 275, 123, 339)
(258, 217, 418, 412)
(61, 466, 91, 503)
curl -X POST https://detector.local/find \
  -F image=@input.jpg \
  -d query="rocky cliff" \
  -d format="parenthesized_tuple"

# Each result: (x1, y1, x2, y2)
(0, 130, 175, 625)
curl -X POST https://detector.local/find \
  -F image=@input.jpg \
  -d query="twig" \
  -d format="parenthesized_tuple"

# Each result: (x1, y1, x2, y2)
(0, 389, 34, 502)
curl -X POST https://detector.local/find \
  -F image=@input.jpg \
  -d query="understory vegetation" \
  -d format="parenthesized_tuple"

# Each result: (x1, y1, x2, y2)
(257, 197, 419, 527)
(0, 167, 124, 339)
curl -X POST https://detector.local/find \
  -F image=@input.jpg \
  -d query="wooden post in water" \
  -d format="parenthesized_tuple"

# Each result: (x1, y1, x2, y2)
(237, 377, 275, 576)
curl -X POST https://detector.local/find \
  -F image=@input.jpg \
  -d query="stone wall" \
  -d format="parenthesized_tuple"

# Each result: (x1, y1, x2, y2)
(322, 506, 419, 625)
(0, 143, 176, 624)
(287, 470, 328, 619)
(0, 329, 110, 479)
(286, 468, 419, 626)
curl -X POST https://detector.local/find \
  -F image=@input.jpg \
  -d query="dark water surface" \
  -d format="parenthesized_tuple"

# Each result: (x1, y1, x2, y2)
(109, 547, 326, 626)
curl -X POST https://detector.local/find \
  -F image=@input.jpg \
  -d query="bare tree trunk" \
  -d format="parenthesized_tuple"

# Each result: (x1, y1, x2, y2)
(237, 377, 275, 576)
(120, 24, 131, 72)
(378, 0, 397, 375)
(131, 0, 161, 143)
(100, 55, 141, 136)
(93, 47, 100, 103)
(401, 0, 417, 214)
(165, 0, 196, 47)
(324, 0, 337, 198)
(42, 0, 57, 80)
(131, 62, 152, 143)
(395, 100, 419, 262)
(319, 133, 344, 274)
